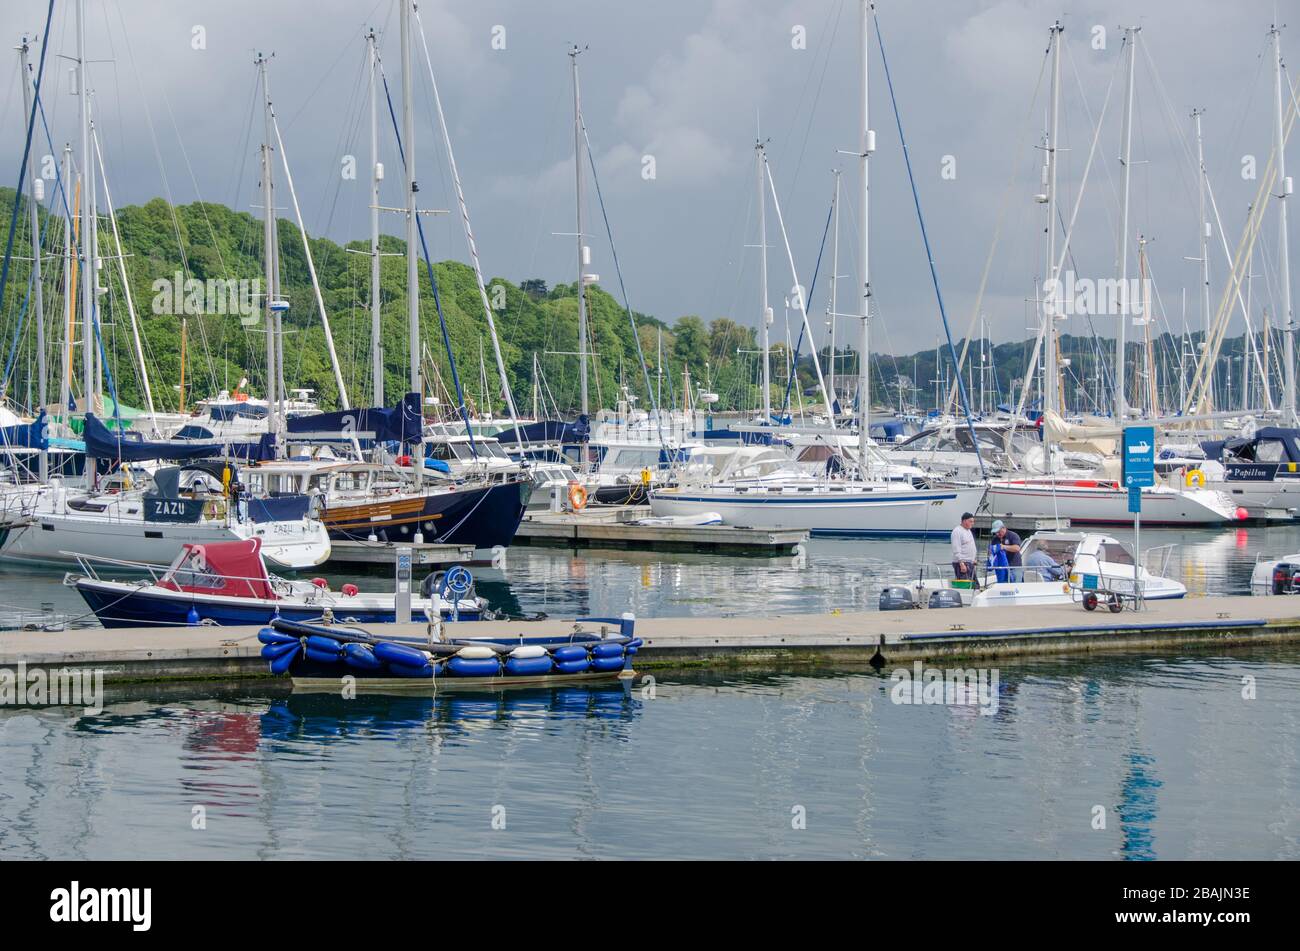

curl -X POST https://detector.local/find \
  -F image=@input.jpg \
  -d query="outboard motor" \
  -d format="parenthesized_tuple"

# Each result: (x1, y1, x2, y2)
(420, 571, 446, 600)
(928, 589, 965, 609)
(879, 586, 917, 611)
(1271, 563, 1298, 595)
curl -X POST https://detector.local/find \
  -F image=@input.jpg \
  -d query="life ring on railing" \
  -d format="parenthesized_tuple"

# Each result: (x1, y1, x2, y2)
(1185, 468, 1206, 488)
(567, 482, 588, 511)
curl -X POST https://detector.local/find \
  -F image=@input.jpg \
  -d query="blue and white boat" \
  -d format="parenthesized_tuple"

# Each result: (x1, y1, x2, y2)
(262, 615, 642, 692)
(66, 538, 485, 628)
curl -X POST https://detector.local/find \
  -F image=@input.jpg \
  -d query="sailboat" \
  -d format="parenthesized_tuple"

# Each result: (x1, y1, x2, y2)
(649, 0, 985, 536)
(981, 23, 1247, 527)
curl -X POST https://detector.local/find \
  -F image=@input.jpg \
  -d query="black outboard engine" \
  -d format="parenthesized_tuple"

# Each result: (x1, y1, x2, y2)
(928, 589, 965, 609)
(879, 586, 917, 611)
(421, 571, 446, 599)
(1273, 563, 1299, 595)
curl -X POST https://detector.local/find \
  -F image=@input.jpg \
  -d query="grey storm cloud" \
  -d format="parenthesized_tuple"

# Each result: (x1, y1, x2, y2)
(0, 0, 1291, 355)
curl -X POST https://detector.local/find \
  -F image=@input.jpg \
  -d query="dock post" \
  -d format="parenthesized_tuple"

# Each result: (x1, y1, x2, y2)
(395, 547, 413, 623)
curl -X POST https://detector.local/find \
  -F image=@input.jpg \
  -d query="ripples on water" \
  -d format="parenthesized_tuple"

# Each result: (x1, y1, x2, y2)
(1, 649, 1296, 860)
(2, 526, 1298, 859)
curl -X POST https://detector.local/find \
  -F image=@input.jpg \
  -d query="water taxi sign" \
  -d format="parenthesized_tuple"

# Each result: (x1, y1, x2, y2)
(1123, 426, 1155, 489)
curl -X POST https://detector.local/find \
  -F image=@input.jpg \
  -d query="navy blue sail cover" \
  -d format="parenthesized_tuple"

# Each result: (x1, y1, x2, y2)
(286, 392, 422, 443)
(84, 412, 225, 462)
(0, 409, 48, 449)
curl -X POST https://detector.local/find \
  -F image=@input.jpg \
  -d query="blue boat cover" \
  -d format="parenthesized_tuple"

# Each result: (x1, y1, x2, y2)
(209, 402, 268, 421)
(0, 409, 48, 450)
(495, 415, 590, 446)
(286, 392, 422, 443)
(84, 413, 225, 462)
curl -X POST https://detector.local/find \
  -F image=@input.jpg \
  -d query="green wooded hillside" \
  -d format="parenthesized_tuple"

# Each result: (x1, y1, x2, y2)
(0, 187, 763, 416)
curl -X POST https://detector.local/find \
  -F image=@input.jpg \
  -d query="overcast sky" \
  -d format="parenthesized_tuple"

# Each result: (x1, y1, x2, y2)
(1, 0, 1293, 356)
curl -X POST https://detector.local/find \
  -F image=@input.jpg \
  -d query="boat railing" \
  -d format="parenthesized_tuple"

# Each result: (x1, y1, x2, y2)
(64, 551, 291, 594)
(1142, 544, 1177, 580)
(65, 552, 172, 585)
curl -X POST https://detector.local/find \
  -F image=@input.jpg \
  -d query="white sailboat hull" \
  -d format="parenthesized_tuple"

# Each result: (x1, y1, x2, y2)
(986, 480, 1240, 526)
(649, 484, 987, 537)
(1204, 478, 1300, 518)
(0, 512, 330, 570)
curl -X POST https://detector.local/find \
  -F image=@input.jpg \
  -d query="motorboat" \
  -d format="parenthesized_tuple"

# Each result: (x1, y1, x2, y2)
(67, 538, 485, 628)
(263, 614, 641, 691)
(899, 531, 1187, 608)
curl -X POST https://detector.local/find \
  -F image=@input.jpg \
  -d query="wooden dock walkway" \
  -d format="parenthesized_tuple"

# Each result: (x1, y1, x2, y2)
(2, 595, 1297, 686)
(324, 539, 477, 571)
(515, 506, 807, 555)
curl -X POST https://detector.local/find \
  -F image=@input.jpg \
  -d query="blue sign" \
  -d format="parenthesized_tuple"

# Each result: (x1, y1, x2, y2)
(1128, 485, 1142, 513)
(1123, 426, 1155, 488)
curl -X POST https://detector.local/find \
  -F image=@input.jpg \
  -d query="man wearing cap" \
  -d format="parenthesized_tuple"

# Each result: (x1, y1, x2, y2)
(990, 519, 1024, 582)
(951, 512, 977, 580)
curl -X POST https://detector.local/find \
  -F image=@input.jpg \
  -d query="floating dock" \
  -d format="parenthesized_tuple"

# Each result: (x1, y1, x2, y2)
(3, 595, 1298, 687)
(324, 539, 477, 571)
(515, 505, 807, 555)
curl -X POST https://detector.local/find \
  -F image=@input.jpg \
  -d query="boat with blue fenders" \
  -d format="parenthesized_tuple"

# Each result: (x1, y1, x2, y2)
(262, 613, 641, 692)
(65, 538, 486, 628)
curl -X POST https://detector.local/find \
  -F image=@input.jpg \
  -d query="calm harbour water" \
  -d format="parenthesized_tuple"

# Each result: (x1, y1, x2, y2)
(1, 527, 1299, 859)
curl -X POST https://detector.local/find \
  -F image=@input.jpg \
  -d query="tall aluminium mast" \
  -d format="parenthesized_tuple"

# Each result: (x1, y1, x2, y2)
(76, 0, 95, 416)
(570, 45, 590, 418)
(1271, 23, 1295, 423)
(19, 37, 47, 480)
(368, 28, 384, 407)
(1115, 26, 1139, 421)
(1043, 22, 1063, 419)
(400, 0, 420, 397)
(256, 52, 279, 448)
(856, 0, 872, 471)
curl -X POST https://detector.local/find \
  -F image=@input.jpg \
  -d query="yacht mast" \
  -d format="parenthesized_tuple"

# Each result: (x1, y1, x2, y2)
(59, 145, 71, 426)
(856, 0, 872, 472)
(19, 38, 47, 480)
(76, 0, 95, 416)
(1043, 22, 1062, 419)
(1192, 108, 1212, 400)
(1115, 26, 1139, 421)
(756, 139, 772, 423)
(94, 126, 158, 434)
(368, 28, 383, 407)
(827, 168, 841, 414)
(1271, 23, 1295, 423)
(570, 45, 590, 418)
(400, 0, 420, 397)
(256, 52, 279, 446)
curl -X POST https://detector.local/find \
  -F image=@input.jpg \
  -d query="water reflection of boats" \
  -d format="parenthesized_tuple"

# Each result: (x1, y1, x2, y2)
(259, 683, 642, 738)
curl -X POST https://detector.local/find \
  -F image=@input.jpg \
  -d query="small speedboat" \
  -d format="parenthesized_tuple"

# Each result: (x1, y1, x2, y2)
(262, 615, 642, 692)
(894, 531, 1187, 609)
(65, 538, 486, 628)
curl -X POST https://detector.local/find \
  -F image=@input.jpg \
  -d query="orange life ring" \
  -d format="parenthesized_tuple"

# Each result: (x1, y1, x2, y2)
(568, 482, 588, 511)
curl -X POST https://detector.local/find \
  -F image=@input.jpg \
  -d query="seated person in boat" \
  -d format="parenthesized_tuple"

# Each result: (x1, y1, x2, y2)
(1026, 547, 1065, 581)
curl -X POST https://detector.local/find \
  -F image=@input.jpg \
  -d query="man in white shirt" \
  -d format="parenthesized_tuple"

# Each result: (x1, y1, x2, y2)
(951, 512, 977, 580)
